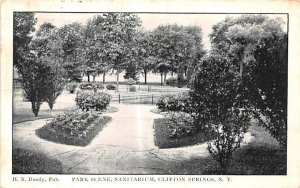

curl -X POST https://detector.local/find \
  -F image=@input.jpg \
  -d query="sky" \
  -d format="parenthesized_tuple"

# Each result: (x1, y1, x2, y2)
(35, 13, 287, 50)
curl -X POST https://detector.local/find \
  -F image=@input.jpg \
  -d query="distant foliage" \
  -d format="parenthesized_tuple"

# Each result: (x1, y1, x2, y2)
(79, 83, 105, 91)
(125, 78, 137, 85)
(75, 91, 111, 111)
(165, 77, 177, 86)
(106, 84, 116, 90)
(129, 85, 137, 92)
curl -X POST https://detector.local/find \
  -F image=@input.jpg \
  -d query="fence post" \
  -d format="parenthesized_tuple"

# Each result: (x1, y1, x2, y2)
(152, 94, 153, 105)
(119, 94, 120, 104)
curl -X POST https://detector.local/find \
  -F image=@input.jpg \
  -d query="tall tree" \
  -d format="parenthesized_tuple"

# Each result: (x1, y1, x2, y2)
(100, 13, 141, 91)
(58, 22, 85, 82)
(152, 24, 205, 85)
(13, 12, 36, 73)
(84, 16, 107, 83)
(30, 22, 65, 110)
(135, 30, 156, 84)
(210, 15, 287, 147)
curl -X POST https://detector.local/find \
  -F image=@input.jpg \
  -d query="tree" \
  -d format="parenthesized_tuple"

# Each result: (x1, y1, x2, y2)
(21, 53, 49, 116)
(58, 22, 85, 82)
(30, 22, 66, 110)
(210, 15, 287, 147)
(13, 12, 36, 73)
(249, 34, 287, 148)
(84, 16, 109, 83)
(100, 13, 141, 91)
(152, 24, 205, 86)
(131, 29, 156, 84)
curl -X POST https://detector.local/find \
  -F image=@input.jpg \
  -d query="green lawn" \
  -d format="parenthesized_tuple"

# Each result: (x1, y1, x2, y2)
(12, 148, 63, 174)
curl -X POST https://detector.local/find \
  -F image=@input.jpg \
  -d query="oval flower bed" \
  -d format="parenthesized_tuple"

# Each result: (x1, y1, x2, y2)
(36, 111, 112, 146)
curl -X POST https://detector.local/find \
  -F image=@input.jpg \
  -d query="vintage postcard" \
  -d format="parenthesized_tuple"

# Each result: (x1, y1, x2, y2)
(1, 0, 300, 187)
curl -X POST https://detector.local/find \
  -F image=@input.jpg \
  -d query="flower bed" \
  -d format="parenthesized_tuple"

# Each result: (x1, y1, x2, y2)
(153, 117, 211, 149)
(36, 111, 112, 146)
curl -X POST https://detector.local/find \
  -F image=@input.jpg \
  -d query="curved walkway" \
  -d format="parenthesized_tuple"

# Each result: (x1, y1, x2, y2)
(13, 104, 251, 174)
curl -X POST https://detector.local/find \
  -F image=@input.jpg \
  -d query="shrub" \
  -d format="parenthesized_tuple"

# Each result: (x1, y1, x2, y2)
(164, 111, 195, 139)
(129, 85, 137, 92)
(80, 83, 94, 90)
(207, 112, 250, 174)
(125, 78, 136, 85)
(75, 91, 111, 111)
(177, 76, 187, 88)
(21, 54, 65, 116)
(106, 84, 116, 90)
(156, 93, 192, 113)
(66, 83, 77, 93)
(94, 83, 105, 90)
(166, 77, 177, 86)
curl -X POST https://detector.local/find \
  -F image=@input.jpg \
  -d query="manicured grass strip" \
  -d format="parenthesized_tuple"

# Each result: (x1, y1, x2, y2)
(12, 148, 63, 174)
(36, 116, 112, 146)
(153, 118, 211, 149)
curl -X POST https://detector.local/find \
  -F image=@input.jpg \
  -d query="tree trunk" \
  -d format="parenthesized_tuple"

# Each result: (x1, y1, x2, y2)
(92, 75, 96, 82)
(160, 72, 163, 86)
(177, 62, 184, 87)
(87, 73, 90, 82)
(103, 72, 106, 83)
(144, 69, 147, 84)
(163, 71, 167, 85)
(31, 101, 41, 117)
(116, 68, 119, 92)
(186, 66, 193, 87)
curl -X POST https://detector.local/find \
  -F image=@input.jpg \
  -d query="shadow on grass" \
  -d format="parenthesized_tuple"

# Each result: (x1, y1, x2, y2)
(12, 148, 63, 174)
(171, 145, 286, 175)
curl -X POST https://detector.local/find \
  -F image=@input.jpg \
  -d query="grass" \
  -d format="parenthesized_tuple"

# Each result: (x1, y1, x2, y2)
(12, 148, 63, 174)
(36, 116, 112, 146)
(153, 118, 212, 149)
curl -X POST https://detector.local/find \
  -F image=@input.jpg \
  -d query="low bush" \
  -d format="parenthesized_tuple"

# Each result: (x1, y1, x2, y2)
(164, 111, 195, 138)
(66, 83, 77, 93)
(36, 111, 112, 146)
(80, 83, 94, 90)
(177, 76, 187, 88)
(129, 85, 137, 92)
(125, 78, 136, 85)
(156, 93, 192, 113)
(75, 91, 111, 111)
(106, 84, 116, 90)
(94, 83, 105, 90)
(166, 77, 177, 86)
(206, 110, 251, 174)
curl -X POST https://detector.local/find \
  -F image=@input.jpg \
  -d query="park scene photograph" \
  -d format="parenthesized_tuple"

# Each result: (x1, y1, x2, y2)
(12, 12, 287, 175)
